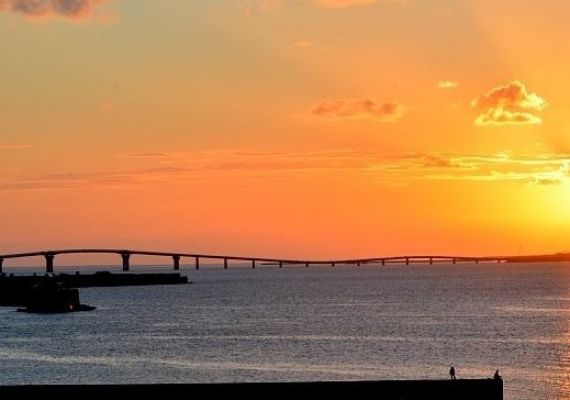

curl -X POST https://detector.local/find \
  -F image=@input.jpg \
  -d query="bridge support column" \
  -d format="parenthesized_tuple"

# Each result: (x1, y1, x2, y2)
(252, 260, 256, 269)
(195, 257, 200, 270)
(224, 258, 228, 270)
(45, 253, 55, 273)
(0, 257, 3, 274)
(121, 253, 130, 272)
(172, 255, 181, 271)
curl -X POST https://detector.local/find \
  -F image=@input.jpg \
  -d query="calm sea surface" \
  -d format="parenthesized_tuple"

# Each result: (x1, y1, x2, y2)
(2, 263, 570, 399)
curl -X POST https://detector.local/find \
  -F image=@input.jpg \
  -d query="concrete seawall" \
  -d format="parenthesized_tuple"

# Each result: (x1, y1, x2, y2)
(0, 379, 503, 399)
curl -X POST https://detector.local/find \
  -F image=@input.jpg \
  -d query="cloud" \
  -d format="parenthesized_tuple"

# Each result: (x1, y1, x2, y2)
(561, 162, 570, 177)
(421, 154, 455, 168)
(531, 177, 562, 185)
(310, 97, 406, 122)
(3, 149, 569, 191)
(474, 108, 543, 127)
(472, 80, 546, 111)
(472, 80, 547, 127)
(0, 0, 110, 20)
(438, 80, 458, 89)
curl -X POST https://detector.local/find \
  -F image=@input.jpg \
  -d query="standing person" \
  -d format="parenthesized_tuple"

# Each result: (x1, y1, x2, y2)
(449, 366, 456, 380)
(493, 370, 502, 380)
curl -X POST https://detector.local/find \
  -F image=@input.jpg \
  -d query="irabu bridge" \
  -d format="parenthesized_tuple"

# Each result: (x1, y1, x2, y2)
(0, 248, 518, 274)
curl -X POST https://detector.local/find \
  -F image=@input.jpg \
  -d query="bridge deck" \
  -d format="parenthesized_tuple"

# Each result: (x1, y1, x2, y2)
(0, 248, 514, 274)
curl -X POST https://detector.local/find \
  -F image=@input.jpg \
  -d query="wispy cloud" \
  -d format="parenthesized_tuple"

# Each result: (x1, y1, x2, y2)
(310, 98, 406, 122)
(0, 0, 112, 21)
(564, 162, 570, 178)
(419, 153, 570, 185)
(438, 80, 458, 89)
(3, 150, 569, 192)
(472, 80, 547, 127)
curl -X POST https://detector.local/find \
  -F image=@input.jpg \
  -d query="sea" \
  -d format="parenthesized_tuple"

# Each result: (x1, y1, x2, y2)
(1, 262, 570, 400)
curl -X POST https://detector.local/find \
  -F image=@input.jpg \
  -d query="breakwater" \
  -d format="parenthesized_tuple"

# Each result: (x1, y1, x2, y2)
(0, 272, 188, 307)
(0, 379, 503, 399)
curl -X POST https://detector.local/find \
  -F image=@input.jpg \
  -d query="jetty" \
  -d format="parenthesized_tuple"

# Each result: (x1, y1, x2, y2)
(0, 272, 188, 307)
(0, 379, 503, 399)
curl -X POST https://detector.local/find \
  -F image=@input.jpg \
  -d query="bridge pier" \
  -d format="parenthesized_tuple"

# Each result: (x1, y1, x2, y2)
(45, 253, 55, 273)
(195, 257, 200, 270)
(0, 257, 3, 274)
(223, 258, 228, 269)
(121, 253, 130, 272)
(172, 255, 181, 271)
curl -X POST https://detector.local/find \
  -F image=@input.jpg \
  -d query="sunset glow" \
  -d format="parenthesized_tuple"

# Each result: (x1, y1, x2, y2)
(1, 0, 569, 260)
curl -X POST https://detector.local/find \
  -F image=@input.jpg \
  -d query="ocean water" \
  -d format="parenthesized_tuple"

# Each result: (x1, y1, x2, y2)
(1, 263, 570, 399)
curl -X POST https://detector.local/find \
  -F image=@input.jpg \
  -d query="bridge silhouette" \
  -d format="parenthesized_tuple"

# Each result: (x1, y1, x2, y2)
(0, 248, 510, 274)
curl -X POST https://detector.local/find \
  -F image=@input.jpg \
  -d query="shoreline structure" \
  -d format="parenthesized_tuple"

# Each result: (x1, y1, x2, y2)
(0, 380, 504, 399)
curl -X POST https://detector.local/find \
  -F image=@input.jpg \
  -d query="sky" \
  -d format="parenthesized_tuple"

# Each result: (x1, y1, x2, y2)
(1, 0, 570, 263)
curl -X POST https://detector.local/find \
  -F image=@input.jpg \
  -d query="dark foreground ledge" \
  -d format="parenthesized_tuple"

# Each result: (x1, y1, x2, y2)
(0, 379, 503, 400)
(0, 272, 188, 306)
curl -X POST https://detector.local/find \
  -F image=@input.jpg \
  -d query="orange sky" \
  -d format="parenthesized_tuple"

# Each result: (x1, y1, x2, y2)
(1, 0, 569, 262)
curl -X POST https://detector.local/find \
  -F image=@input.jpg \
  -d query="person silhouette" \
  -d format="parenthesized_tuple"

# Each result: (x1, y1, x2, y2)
(449, 366, 456, 380)
(493, 370, 502, 380)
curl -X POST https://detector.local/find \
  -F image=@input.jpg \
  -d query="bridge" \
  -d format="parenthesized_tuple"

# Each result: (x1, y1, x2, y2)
(0, 248, 510, 274)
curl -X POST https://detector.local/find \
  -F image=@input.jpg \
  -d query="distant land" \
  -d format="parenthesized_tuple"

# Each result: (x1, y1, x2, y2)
(505, 253, 570, 263)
